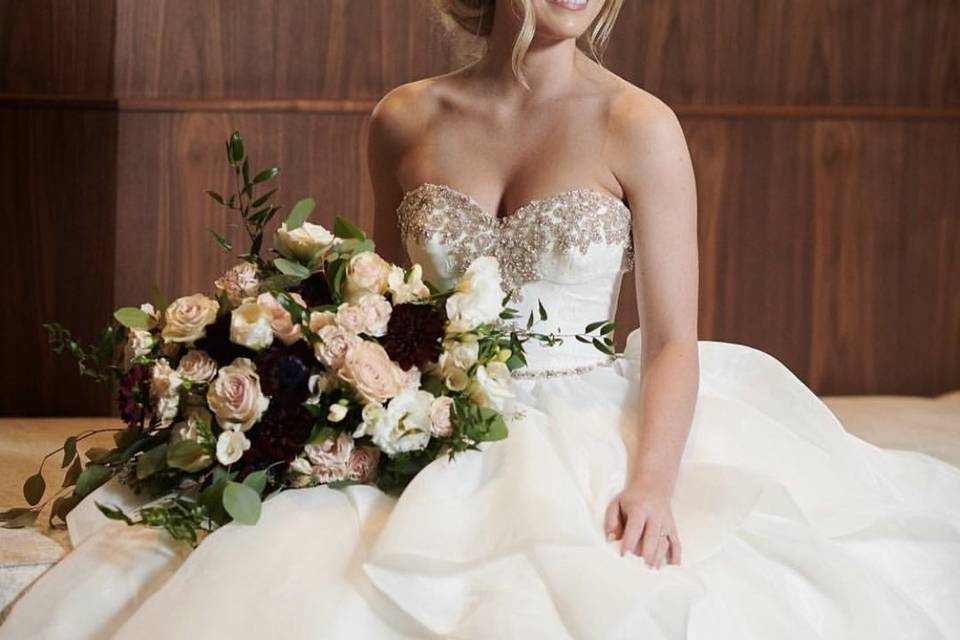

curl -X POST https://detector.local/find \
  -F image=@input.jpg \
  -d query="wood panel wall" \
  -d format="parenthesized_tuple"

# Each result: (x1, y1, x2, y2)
(1, 0, 958, 415)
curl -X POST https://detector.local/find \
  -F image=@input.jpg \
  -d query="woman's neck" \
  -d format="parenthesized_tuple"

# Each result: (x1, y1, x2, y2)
(469, 2, 582, 102)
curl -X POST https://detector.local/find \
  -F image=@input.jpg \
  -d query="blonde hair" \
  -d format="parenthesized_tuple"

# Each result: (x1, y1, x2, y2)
(433, 0, 624, 87)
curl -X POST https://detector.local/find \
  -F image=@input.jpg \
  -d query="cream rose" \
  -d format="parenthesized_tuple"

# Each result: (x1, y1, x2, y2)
(445, 256, 505, 328)
(441, 337, 479, 372)
(429, 396, 455, 437)
(308, 311, 336, 332)
(335, 302, 368, 335)
(230, 300, 274, 351)
(214, 262, 260, 306)
(176, 350, 218, 384)
(343, 252, 390, 303)
(387, 264, 430, 304)
(346, 446, 380, 482)
(275, 221, 336, 264)
(161, 294, 219, 343)
(257, 292, 305, 345)
(206, 357, 270, 432)
(216, 430, 251, 465)
(337, 341, 407, 404)
(313, 324, 361, 371)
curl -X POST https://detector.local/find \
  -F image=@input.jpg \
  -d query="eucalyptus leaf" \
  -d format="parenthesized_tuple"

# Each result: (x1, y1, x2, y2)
(274, 258, 310, 279)
(23, 473, 45, 506)
(75, 464, 112, 497)
(0, 508, 40, 529)
(333, 215, 367, 240)
(243, 470, 268, 495)
(113, 307, 153, 331)
(61, 436, 77, 468)
(50, 494, 83, 527)
(61, 456, 82, 488)
(284, 198, 316, 231)
(222, 481, 262, 525)
(136, 443, 168, 479)
(167, 440, 209, 471)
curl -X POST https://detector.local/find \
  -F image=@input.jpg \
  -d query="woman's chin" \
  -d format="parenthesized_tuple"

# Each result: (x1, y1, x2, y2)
(535, 0, 603, 39)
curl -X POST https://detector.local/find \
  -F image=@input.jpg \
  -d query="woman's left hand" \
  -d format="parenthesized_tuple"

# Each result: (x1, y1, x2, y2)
(604, 479, 681, 568)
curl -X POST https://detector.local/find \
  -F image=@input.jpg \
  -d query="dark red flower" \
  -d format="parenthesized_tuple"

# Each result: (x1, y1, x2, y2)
(194, 313, 256, 366)
(382, 303, 444, 370)
(255, 341, 314, 407)
(117, 363, 151, 427)
(295, 272, 333, 307)
(243, 403, 314, 469)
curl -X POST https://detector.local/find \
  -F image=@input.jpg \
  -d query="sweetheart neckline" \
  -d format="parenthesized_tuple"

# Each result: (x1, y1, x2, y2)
(399, 182, 631, 224)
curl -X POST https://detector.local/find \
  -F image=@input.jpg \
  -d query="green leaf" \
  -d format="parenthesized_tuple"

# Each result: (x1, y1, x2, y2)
(167, 440, 209, 471)
(253, 168, 280, 184)
(49, 494, 83, 527)
(61, 456, 82, 488)
(61, 436, 78, 468)
(538, 299, 548, 321)
(205, 190, 224, 205)
(333, 215, 366, 240)
(0, 508, 40, 529)
(601, 322, 616, 336)
(75, 464, 112, 497)
(584, 320, 606, 334)
(96, 502, 133, 525)
(242, 158, 251, 187)
(136, 443, 168, 479)
(222, 481, 262, 525)
(229, 131, 244, 164)
(284, 197, 316, 231)
(210, 229, 233, 253)
(243, 470, 268, 494)
(592, 337, 614, 356)
(23, 473, 45, 506)
(274, 257, 310, 279)
(85, 447, 114, 464)
(200, 480, 229, 525)
(113, 307, 154, 331)
(251, 187, 277, 208)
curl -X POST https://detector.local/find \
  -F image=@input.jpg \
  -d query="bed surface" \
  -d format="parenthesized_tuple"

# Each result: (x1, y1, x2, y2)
(1, 392, 959, 613)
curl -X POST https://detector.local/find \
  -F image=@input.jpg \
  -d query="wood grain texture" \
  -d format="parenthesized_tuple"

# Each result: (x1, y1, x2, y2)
(607, 0, 960, 107)
(114, 111, 371, 308)
(0, 0, 115, 95)
(0, 107, 117, 415)
(114, 0, 451, 99)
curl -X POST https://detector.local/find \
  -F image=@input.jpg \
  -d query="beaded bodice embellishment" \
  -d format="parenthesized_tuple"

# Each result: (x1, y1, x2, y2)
(397, 183, 634, 301)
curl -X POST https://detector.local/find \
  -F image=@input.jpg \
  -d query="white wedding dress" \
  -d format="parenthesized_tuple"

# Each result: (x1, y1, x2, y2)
(3, 183, 960, 640)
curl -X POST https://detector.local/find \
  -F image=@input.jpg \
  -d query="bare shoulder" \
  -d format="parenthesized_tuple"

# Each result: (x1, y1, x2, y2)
(368, 77, 445, 154)
(605, 79, 686, 161)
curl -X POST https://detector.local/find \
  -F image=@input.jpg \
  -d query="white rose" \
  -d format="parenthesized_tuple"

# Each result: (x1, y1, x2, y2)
(441, 337, 479, 372)
(214, 262, 260, 306)
(206, 357, 270, 432)
(150, 359, 182, 428)
(216, 430, 251, 465)
(370, 389, 433, 457)
(343, 252, 390, 303)
(176, 349, 218, 384)
(468, 361, 514, 411)
(387, 264, 430, 304)
(275, 221, 336, 264)
(313, 324, 361, 371)
(230, 301, 274, 351)
(328, 403, 348, 423)
(356, 294, 392, 337)
(429, 396, 455, 437)
(256, 292, 305, 345)
(445, 256, 505, 328)
(161, 294, 219, 343)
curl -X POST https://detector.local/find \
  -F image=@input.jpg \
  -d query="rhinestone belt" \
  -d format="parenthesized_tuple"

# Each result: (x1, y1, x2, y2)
(509, 358, 617, 380)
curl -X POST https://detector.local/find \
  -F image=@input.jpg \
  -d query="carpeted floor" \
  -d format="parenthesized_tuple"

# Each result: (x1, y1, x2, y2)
(1, 392, 959, 615)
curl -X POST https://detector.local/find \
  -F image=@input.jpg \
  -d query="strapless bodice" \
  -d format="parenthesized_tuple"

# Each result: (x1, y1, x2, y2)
(397, 183, 634, 375)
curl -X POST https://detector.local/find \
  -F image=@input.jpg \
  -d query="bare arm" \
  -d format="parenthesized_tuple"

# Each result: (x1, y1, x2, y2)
(366, 85, 427, 266)
(604, 96, 700, 568)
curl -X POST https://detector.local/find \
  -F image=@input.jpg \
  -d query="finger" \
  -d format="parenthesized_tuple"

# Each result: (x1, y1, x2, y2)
(667, 532, 682, 566)
(620, 512, 646, 557)
(603, 496, 623, 541)
(653, 535, 669, 569)
(639, 517, 662, 566)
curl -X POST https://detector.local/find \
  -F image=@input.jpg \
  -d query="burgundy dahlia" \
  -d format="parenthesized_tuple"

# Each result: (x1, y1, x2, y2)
(243, 403, 314, 469)
(295, 272, 333, 307)
(255, 341, 314, 406)
(194, 313, 256, 366)
(382, 303, 444, 370)
(117, 363, 151, 427)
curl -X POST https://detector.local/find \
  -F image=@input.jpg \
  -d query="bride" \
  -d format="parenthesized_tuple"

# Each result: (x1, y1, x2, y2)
(3, 1, 960, 638)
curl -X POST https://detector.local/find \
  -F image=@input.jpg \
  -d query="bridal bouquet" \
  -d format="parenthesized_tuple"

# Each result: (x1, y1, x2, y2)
(1, 132, 615, 544)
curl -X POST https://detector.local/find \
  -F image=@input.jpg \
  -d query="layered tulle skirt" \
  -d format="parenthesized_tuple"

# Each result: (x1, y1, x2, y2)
(3, 336, 959, 639)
